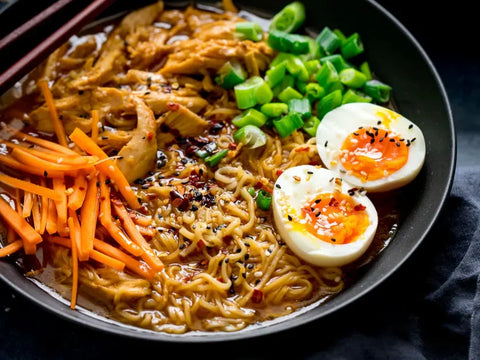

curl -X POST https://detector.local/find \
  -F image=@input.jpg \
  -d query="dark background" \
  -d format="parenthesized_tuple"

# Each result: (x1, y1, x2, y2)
(1, 0, 478, 359)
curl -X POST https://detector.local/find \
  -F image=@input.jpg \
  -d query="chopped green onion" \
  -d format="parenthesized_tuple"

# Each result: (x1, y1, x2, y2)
(315, 27, 340, 55)
(327, 81, 344, 94)
(260, 102, 289, 117)
(204, 149, 228, 167)
(232, 108, 267, 127)
(315, 61, 340, 90)
(285, 55, 309, 81)
(317, 89, 343, 119)
(302, 115, 321, 137)
(247, 187, 257, 197)
(341, 33, 364, 59)
(273, 112, 304, 137)
(256, 189, 272, 211)
(195, 149, 209, 159)
(304, 83, 325, 102)
(270, 52, 291, 67)
(342, 89, 372, 104)
(234, 76, 273, 109)
(339, 68, 367, 88)
(269, 1, 306, 33)
(272, 75, 295, 97)
(215, 61, 247, 89)
(288, 98, 311, 119)
(278, 86, 303, 103)
(267, 30, 310, 54)
(235, 22, 264, 41)
(333, 28, 347, 44)
(359, 61, 373, 81)
(266, 62, 287, 88)
(233, 125, 267, 149)
(304, 59, 321, 77)
(362, 80, 392, 103)
(320, 54, 349, 72)
(300, 37, 321, 61)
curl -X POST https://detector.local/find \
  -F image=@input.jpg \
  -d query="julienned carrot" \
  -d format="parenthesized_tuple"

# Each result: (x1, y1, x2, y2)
(79, 175, 99, 261)
(112, 201, 163, 272)
(38, 80, 68, 148)
(11, 148, 88, 173)
(39, 178, 48, 234)
(91, 109, 99, 143)
(102, 222, 144, 257)
(0, 197, 42, 255)
(7, 226, 16, 244)
(93, 238, 154, 279)
(0, 240, 23, 257)
(0, 173, 62, 201)
(129, 212, 153, 227)
(0, 139, 96, 165)
(22, 190, 33, 218)
(5, 127, 77, 155)
(68, 172, 88, 211)
(0, 154, 64, 178)
(69, 128, 140, 210)
(46, 199, 57, 235)
(67, 217, 79, 310)
(89, 249, 125, 272)
(53, 177, 68, 236)
(98, 173, 111, 225)
(15, 189, 21, 216)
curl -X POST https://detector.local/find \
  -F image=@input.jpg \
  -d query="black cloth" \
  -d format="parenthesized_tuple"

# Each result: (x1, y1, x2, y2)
(1, 1, 479, 359)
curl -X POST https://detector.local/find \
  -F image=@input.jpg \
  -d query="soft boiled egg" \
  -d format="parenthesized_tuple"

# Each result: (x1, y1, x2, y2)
(272, 165, 378, 267)
(316, 103, 426, 192)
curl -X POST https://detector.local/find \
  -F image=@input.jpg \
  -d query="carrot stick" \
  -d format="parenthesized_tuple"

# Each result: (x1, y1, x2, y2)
(79, 175, 99, 261)
(102, 222, 144, 257)
(67, 172, 88, 211)
(112, 201, 163, 272)
(39, 178, 48, 234)
(98, 173, 112, 226)
(5, 127, 77, 155)
(89, 249, 125, 272)
(14, 189, 21, 216)
(31, 194, 41, 233)
(0, 154, 64, 178)
(53, 177, 68, 236)
(11, 147, 88, 173)
(47, 235, 70, 248)
(91, 109, 99, 143)
(67, 216, 79, 310)
(46, 199, 57, 235)
(7, 226, 16, 243)
(69, 128, 140, 210)
(0, 197, 42, 255)
(0, 139, 96, 165)
(0, 240, 23, 257)
(38, 80, 68, 148)
(0, 173, 62, 201)
(93, 238, 154, 279)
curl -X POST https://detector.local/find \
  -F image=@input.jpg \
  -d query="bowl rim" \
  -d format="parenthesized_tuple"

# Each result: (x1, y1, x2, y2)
(0, 0, 456, 343)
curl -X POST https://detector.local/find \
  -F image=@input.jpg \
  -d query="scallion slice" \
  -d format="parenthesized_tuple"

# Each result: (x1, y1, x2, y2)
(342, 89, 372, 104)
(204, 149, 228, 167)
(256, 189, 272, 210)
(288, 98, 312, 119)
(260, 103, 289, 117)
(267, 30, 310, 54)
(341, 32, 364, 59)
(317, 89, 343, 119)
(234, 76, 273, 109)
(235, 22, 264, 41)
(339, 68, 367, 88)
(302, 115, 321, 137)
(232, 108, 267, 128)
(233, 125, 267, 149)
(362, 80, 392, 103)
(315, 27, 340, 55)
(269, 1, 306, 33)
(278, 86, 303, 103)
(215, 60, 247, 89)
(273, 112, 304, 137)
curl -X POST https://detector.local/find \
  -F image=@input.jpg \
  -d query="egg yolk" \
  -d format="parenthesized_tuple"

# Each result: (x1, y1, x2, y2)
(340, 127, 408, 181)
(301, 192, 369, 244)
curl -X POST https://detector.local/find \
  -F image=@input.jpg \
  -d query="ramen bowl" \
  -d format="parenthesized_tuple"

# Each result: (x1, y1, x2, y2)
(0, 0, 455, 342)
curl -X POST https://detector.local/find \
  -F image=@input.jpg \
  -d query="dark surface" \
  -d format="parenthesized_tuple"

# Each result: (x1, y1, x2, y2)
(0, 0, 478, 358)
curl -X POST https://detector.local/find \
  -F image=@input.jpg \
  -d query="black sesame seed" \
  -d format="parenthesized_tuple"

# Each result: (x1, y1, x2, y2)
(247, 264, 254, 269)
(377, 120, 382, 125)
(242, 273, 246, 279)
(324, 140, 328, 147)
(408, 124, 414, 129)
(275, 184, 281, 189)
(244, 254, 250, 260)
(225, 258, 230, 263)
(396, 142, 401, 147)
(315, 199, 321, 204)
(44, 170, 48, 177)
(379, 137, 384, 142)
(101, 136, 109, 140)
(287, 215, 292, 221)
(389, 138, 395, 142)
(353, 132, 359, 136)
(307, 171, 313, 174)
(411, 137, 416, 142)
(179, 244, 185, 249)
(331, 238, 336, 242)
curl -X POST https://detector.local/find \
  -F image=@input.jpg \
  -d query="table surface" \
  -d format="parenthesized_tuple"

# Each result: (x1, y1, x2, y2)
(1, 1, 479, 359)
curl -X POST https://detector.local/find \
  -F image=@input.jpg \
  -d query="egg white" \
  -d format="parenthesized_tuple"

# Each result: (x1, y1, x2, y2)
(316, 102, 426, 192)
(272, 165, 378, 267)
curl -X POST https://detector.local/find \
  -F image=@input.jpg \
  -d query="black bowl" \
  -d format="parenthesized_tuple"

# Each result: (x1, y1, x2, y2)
(0, 0, 455, 342)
